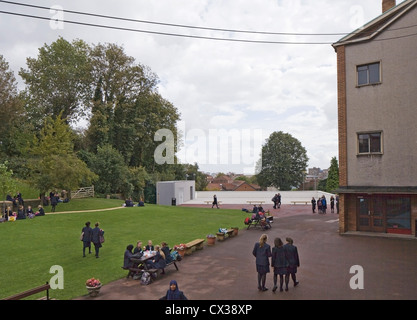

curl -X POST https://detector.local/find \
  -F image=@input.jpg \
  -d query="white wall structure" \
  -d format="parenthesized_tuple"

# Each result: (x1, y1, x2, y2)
(185, 191, 335, 205)
(156, 180, 196, 206)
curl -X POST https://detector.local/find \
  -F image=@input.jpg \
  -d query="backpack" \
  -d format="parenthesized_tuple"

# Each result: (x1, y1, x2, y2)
(244, 217, 251, 225)
(141, 271, 151, 285)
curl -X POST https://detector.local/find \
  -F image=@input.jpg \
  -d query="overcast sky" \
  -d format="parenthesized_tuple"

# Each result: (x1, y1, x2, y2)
(0, 0, 403, 175)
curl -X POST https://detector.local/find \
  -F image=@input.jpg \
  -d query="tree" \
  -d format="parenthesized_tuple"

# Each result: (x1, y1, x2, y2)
(256, 131, 309, 191)
(19, 37, 93, 126)
(0, 55, 30, 164)
(326, 156, 339, 193)
(27, 113, 97, 196)
(83, 144, 128, 195)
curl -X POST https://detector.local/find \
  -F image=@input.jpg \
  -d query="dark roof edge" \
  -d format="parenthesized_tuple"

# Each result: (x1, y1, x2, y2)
(332, 0, 417, 48)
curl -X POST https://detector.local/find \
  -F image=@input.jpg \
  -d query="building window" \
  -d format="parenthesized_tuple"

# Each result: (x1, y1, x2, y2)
(357, 62, 380, 86)
(358, 132, 382, 154)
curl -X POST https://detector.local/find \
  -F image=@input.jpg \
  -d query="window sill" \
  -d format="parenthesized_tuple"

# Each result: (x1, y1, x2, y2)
(356, 152, 383, 156)
(356, 82, 382, 88)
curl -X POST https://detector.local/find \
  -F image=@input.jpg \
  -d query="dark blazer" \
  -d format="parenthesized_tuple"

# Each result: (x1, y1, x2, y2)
(161, 246, 173, 263)
(81, 226, 93, 242)
(92, 227, 104, 245)
(124, 249, 134, 268)
(252, 242, 272, 266)
(271, 246, 289, 268)
(152, 251, 167, 269)
(284, 243, 300, 267)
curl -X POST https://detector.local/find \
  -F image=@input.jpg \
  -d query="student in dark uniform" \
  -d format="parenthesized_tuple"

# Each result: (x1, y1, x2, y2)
(92, 222, 104, 258)
(159, 280, 188, 300)
(81, 221, 93, 257)
(284, 237, 300, 288)
(271, 237, 289, 292)
(252, 234, 272, 291)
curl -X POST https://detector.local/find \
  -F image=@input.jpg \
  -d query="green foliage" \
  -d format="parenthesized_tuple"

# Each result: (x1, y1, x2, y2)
(0, 201, 246, 300)
(19, 37, 93, 126)
(27, 114, 97, 193)
(326, 156, 339, 193)
(256, 131, 309, 190)
(84, 144, 128, 195)
(0, 161, 17, 200)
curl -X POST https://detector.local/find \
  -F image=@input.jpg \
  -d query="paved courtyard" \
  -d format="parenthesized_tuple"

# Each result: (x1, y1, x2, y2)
(75, 203, 417, 301)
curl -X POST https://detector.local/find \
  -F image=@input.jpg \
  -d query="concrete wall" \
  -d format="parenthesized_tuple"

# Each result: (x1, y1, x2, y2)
(188, 190, 335, 205)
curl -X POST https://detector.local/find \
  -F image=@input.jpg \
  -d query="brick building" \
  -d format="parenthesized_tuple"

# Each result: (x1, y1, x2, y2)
(332, 0, 417, 236)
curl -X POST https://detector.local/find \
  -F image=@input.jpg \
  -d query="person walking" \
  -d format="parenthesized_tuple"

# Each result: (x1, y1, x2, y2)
(271, 237, 289, 292)
(81, 221, 93, 257)
(92, 222, 104, 258)
(252, 234, 272, 291)
(284, 237, 300, 288)
(212, 194, 219, 209)
(276, 193, 281, 208)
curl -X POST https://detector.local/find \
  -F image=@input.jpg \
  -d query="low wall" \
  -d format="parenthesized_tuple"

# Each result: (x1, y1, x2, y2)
(187, 190, 336, 205)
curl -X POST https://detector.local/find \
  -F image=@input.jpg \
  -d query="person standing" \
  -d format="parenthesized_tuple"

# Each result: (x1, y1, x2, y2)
(81, 221, 93, 257)
(272, 194, 278, 209)
(212, 194, 219, 209)
(284, 237, 300, 288)
(311, 197, 316, 213)
(252, 234, 272, 291)
(271, 237, 289, 292)
(330, 196, 335, 213)
(92, 222, 104, 258)
(50, 193, 58, 212)
(277, 193, 281, 208)
(321, 195, 327, 214)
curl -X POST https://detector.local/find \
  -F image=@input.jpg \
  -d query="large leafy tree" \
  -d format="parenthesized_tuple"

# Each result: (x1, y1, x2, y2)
(85, 43, 180, 172)
(256, 131, 309, 191)
(27, 113, 97, 197)
(19, 37, 93, 127)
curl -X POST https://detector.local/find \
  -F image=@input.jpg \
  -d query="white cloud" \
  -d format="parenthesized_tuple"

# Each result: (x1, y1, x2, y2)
(0, 0, 402, 174)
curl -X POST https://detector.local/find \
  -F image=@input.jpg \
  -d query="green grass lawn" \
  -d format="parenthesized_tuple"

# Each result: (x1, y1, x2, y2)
(0, 199, 247, 300)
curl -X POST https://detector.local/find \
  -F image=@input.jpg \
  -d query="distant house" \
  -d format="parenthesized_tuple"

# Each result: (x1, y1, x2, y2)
(332, 0, 417, 236)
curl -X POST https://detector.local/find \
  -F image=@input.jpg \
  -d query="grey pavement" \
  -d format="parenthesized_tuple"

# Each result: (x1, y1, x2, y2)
(75, 203, 417, 301)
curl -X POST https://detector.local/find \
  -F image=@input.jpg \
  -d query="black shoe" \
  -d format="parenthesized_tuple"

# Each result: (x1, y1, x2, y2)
(280, 287, 283, 292)
(294, 281, 299, 287)
(285, 287, 288, 291)
(272, 286, 277, 293)
(262, 287, 268, 291)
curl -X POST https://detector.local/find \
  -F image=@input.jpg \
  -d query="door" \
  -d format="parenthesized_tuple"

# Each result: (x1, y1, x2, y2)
(357, 196, 385, 232)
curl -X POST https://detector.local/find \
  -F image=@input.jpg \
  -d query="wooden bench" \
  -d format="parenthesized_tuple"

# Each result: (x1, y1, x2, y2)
(291, 201, 309, 205)
(185, 239, 205, 255)
(204, 201, 222, 205)
(246, 201, 265, 205)
(3, 282, 51, 300)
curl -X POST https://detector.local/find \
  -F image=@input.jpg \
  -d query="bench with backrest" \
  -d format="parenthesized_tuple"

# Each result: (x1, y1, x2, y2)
(291, 200, 309, 205)
(185, 239, 205, 255)
(3, 282, 51, 300)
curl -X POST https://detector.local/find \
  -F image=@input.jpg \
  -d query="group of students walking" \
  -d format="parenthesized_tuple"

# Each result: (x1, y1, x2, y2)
(81, 221, 105, 258)
(252, 234, 300, 292)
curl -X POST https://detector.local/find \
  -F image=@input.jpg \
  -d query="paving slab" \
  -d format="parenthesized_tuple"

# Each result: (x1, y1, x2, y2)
(74, 204, 417, 301)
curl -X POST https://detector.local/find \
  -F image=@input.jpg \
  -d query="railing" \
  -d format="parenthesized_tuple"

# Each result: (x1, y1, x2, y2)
(71, 186, 94, 199)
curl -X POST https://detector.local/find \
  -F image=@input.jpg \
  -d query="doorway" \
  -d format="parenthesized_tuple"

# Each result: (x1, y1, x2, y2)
(357, 196, 385, 232)
(356, 195, 411, 234)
